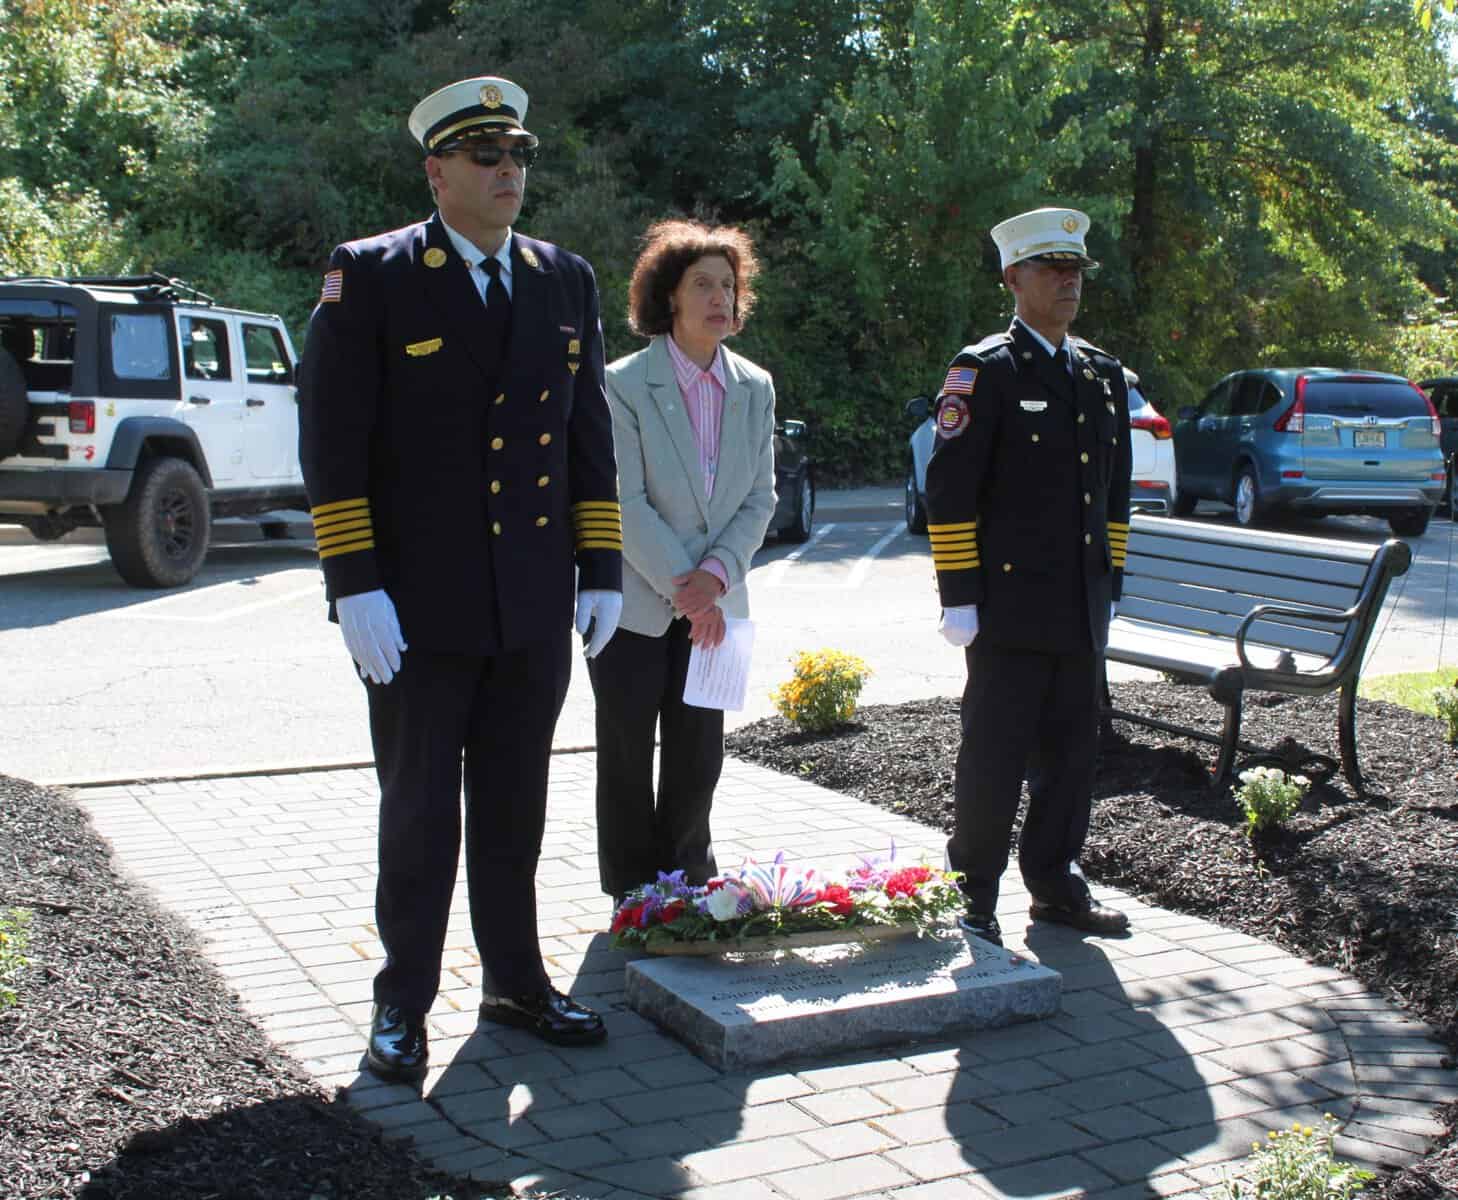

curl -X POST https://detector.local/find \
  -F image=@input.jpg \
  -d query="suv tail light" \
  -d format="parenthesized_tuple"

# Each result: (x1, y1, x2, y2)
(1130, 411, 1172, 440)
(1410, 381, 1442, 437)
(68, 401, 95, 434)
(1273, 377, 1306, 433)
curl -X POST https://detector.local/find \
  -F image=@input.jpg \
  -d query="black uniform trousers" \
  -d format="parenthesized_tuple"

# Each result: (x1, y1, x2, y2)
(367, 634, 571, 1016)
(587, 619, 722, 898)
(947, 640, 1101, 915)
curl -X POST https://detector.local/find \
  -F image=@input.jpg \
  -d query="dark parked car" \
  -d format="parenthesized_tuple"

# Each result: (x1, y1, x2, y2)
(1417, 377, 1458, 515)
(767, 418, 814, 542)
(1171, 368, 1445, 537)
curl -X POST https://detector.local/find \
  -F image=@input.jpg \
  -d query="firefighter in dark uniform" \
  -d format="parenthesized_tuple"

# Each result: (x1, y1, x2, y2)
(297, 76, 624, 1082)
(925, 206, 1133, 947)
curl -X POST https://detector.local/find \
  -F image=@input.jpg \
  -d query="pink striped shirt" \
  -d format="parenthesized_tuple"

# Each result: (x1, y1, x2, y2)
(665, 334, 729, 591)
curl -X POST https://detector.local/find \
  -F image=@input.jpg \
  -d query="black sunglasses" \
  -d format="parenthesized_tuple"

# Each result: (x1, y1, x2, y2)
(442, 141, 538, 169)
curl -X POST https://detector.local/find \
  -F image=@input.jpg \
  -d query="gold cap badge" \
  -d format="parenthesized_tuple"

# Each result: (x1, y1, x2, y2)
(481, 84, 503, 108)
(1062, 215, 1078, 233)
(424, 247, 447, 268)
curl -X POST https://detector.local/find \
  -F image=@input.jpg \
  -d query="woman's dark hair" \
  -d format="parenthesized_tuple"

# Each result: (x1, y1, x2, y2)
(627, 219, 760, 337)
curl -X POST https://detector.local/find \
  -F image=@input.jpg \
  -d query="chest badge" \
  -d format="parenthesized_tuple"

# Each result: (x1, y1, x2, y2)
(423, 247, 447, 268)
(1020, 399, 1048, 413)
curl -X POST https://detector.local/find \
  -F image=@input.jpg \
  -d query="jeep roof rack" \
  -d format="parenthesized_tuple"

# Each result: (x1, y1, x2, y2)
(0, 272, 216, 307)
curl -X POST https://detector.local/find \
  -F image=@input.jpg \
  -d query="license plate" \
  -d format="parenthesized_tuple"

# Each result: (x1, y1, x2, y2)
(1353, 429, 1385, 448)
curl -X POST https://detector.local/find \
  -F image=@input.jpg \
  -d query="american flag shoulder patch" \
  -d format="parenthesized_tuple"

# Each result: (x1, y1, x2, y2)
(943, 365, 977, 396)
(320, 269, 344, 303)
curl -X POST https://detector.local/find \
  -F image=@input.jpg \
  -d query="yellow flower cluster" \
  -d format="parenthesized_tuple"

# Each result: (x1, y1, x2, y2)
(771, 649, 872, 733)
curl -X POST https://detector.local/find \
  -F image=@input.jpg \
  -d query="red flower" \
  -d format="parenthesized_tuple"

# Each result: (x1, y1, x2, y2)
(660, 900, 686, 924)
(611, 904, 643, 934)
(818, 884, 854, 916)
(885, 866, 932, 899)
(705, 878, 726, 892)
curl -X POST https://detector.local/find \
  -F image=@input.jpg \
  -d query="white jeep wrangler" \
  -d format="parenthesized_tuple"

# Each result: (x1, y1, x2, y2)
(0, 274, 310, 587)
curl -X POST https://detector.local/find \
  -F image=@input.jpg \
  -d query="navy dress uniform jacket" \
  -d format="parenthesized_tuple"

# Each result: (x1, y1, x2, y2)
(297, 214, 623, 655)
(924, 321, 1132, 655)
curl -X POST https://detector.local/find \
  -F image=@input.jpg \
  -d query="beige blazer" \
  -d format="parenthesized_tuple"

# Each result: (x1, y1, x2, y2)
(605, 336, 777, 637)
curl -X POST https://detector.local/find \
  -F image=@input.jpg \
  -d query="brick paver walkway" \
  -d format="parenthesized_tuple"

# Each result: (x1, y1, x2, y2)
(75, 755, 1454, 1200)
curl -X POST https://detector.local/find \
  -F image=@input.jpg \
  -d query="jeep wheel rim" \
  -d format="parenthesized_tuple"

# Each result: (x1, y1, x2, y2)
(157, 488, 196, 560)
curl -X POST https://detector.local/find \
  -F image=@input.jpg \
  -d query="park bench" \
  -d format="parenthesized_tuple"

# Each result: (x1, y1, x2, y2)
(1104, 515, 1412, 794)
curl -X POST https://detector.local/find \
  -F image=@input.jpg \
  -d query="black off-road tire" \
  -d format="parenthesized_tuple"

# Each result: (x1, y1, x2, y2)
(102, 456, 212, 588)
(0, 346, 28, 460)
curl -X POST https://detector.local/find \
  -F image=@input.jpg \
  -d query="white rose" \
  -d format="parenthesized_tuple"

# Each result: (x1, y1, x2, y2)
(706, 886, 745, 922)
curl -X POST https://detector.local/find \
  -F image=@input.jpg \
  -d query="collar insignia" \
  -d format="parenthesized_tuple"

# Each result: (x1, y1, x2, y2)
(519, 245, 541, 270)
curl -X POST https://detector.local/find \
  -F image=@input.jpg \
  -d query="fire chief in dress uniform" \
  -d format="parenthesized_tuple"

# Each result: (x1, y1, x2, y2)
(297, 76, 624, 1082)
(925, 206, 1133, 948)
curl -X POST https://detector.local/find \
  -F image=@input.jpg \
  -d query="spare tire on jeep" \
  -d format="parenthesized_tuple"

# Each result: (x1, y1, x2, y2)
(0, 346, 28, 460)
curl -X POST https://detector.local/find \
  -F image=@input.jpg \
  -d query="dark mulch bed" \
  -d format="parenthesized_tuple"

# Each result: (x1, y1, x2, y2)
(726, 680, 1458, 1198)
(0, 774, 496, 1200)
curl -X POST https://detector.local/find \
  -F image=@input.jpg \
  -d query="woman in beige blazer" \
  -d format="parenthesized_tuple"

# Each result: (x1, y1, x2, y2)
(590, 220, 777, 906)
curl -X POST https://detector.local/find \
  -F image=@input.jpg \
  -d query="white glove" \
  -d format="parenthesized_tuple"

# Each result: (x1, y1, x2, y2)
(940, 604, 979, 648)
(335, 589, 407, 685)
(575, 589, 623, 659)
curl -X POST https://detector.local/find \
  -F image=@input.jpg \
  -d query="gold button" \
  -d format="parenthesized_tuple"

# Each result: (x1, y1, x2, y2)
(535, 516, 549, 527)
(1077, 413, 1086, 424)
(1002, 562, 1012, 573)
(1031, 433, 1040, 443)
(491, 436, 504, 450)
(1083, 492, 1091, 504)
(1080, 452, 1089, 464)
(538, 389, 549, 403)
(539, 432, 552, 446)
(491, 521, 502, 535)
(537, 475, 549, 487)
(1084, 533, 1092, 544)
(494, 393, 506, 406)
(1111, 436, 1118, 445)
(490, 480, 501, 494)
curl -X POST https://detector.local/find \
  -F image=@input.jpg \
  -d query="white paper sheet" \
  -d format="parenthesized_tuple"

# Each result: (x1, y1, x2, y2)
(683, 618, 755, 711)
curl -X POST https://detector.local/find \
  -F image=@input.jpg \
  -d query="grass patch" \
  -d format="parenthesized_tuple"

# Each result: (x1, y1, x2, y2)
(1359, 667, 1458, 716)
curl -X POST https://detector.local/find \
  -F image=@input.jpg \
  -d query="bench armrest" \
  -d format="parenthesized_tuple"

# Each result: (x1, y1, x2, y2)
(1234, 601, 1360, 675)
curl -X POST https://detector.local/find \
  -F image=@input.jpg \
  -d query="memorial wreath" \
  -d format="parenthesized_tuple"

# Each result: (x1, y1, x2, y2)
(609, 849, 965, 953)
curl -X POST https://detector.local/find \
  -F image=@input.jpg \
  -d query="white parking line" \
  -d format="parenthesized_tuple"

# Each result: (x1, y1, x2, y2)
(103, 573, 320, 623)
(758, 522, 909, 590)
(758, 523, 837, 588)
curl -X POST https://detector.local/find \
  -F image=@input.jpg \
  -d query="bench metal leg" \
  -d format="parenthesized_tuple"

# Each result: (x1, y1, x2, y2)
(1211, 698, 1242, 789)
(1338, 679, 1364, 795)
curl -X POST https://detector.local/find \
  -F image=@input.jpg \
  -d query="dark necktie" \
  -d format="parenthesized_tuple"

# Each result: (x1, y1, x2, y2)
(482, 256, 511, 357)
(1051, 346, 1074, 402)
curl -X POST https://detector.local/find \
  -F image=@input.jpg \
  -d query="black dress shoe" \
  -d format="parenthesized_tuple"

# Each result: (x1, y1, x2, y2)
(366, 1003, 428, 1082)
(479, 986, 607, 1046)
(958, 911, 1003, 946)
(1029, 898, 1131, 936)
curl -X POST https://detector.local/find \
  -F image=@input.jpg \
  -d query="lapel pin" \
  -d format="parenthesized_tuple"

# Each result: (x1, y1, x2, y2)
(423, 247, 447, 268)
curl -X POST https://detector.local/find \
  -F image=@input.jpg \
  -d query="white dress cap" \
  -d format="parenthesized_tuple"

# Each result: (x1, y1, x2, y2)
(408, 76, 535, 152)
(990, 207, 1098, 271)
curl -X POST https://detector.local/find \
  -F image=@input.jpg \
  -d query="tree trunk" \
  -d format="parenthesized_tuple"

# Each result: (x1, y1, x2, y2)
(1129, 1, 1165, 315)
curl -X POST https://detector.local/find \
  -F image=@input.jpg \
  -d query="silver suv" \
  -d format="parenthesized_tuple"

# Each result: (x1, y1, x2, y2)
(0, 274, 309, 587)
(1171, 368, 1445, 537)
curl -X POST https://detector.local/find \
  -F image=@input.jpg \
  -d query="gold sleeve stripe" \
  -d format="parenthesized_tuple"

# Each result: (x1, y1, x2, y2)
(1107, 520, 1130, 531)
(314, 515, 372, 536)
(577, 539, 624, 551)
(929, 532, 978, 547)
(311, 497, 370, 518)
(573, 501, 622, 515)
(927, 521, 977, 533)
(935, 556, 980, 570)
(318, 536, 375, 560)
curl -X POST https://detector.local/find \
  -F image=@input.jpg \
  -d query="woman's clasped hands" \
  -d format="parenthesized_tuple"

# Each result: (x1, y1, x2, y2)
(672, 568, 726, 649)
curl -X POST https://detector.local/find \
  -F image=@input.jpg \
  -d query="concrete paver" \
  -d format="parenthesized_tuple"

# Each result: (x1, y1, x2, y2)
(73, 751, 1453, 1199)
